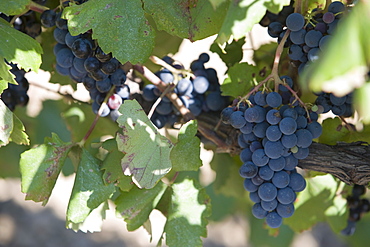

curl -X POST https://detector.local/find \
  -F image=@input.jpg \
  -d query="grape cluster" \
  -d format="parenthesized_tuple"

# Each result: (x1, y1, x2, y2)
(0, 0, 45, 39)
(0, 64, 29, 111)
(143, 54, 229, 129)
(41, 2, 129, 120)
(341, 185, 370, 235)
(315, 91, 353, 117)
(221, 81, 322, 228)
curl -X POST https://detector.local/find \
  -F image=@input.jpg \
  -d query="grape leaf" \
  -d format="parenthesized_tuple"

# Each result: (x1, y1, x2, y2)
(101, 138, 133, 192)
(284, 174, 347, 232)
(210, 39, 245, 68)
(67, 201, 109, 233)
(0, 55, 14, 92)
(67, 148, 115, 225)
(20, 133, 72, 205)
(165, 178, 211, 247)
(216, 0, 289, 44)
(115, 181, 167, 231)
(221, 62, 259, 98)
(116, 100, 173, 189)
(170, 120, 202, 172)
(143, 0, 228, 41)
(9, 110, 29, 145)
(63, 0, 155, 64)
(301, 0, 370, 96)
(0, 0, 30, 16)
(319, 117, 370, 145)
(0, 18, 43, 72)
(354, 83, 370, 124)
(210, 153, 245, 198)
(0, 100, 14, 146)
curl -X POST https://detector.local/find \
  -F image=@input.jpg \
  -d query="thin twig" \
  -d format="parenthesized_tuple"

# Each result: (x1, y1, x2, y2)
(133, 64, 194, 122)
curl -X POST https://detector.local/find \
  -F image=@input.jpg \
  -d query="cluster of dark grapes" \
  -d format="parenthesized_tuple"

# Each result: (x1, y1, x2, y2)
(143, 53, 229, 129)
(0, 64, 30, 111)
(41, 2, 129, 121)
(0, 1, 47, 110)
(264, 1, 354, 118)
(221, 79, 322, 228)
(341, 185, 370, 235)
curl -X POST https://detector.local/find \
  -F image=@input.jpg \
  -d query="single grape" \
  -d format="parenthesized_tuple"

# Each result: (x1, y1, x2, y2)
(266, 211, 283, 228)
(264, 140, 284, 159)
(252, 203, 268, 219)
(40, 10, 56, 28)
(258, 182, 278, 202)
(239, 161, 258, 178)
(71, 38, 93, 59)
(230, 111, 246, 129)
(240, 148, 253, 163)
(252, 149, 269, 167)
(258, 165, 274, 180)
(108, 94, 123, 110)
(279, 117, 297, 135)
(289, 172, 306, 192)
(268, 157, 286, 171)
(266, 92, 282, 108)
(277, 187, 296, 204)
(286, 13, 305, 31)
(56, 48, 74, 68)
(244, 178, 258, 192)
(272, 171, 290, 188)
(193, 76, 209, 94)
(261, 199, 278, 211)
(276, 203, 295, 218)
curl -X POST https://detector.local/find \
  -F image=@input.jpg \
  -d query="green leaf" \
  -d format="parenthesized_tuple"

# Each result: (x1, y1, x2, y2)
(67, 148, 115, 224)
(9, 111, 29, 145)
(0, 100, 14, 146)
(210, 39, 245, 68)
(101, 139, 133, 192)
(0, 0, 30, 16)
(0, 18, 43, 72)
(284, 174, 347, 232)
(221, 62, 259, 98)
(165, 178, 211, 247)
(67, 201, 109, 233)
(63, 0, 155, 64)
(20, 133, 72, 205)
(0, 55, 15, 90)
(210, 153, 245, 198)
(170, 120, 202, 172)
(354, 83, 370, 124)
(116, 100, 173, 189)
(115, 181, 167, 231)
(143, 0, 228, 41)
(216, 0, 288, 44)
(301, 1, 370, 96)
(319, 117, 370, 145)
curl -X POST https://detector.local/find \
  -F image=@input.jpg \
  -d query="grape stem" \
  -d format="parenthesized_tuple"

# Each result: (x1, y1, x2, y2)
(133, 64, 194, 122)
(79, 86, 116, 146)
(147, 84, 175, 119)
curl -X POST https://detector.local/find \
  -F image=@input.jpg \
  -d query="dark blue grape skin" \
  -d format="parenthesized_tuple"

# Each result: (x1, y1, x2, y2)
(40, 10, 56, 28)
(266, 211, 283, 228)
(258, 182, 277, 202)
(252, 203, 268, 219)
(293, 147, 309, 159)
(110, 68, 127, 86)
(266, 92, 282, 108)
(73, 57, 87, 74)
(261, 199, 278, 211)
(281, 134, 298, 148)
(277, 187, 296, 204)
(71, 38, 93, 59)
(279, 75, 293, 92)
(258, 165, 274, 180)
(277, 203, 295, 218)
(221, 107, 235, 124)
(101, 58, 119, 75)
(245, 106, 266, 123)
(53, 28, 68, 44)
(328, 1, 345, 14)
(253, 122, 269, 138)
(266, 109, 281, 125)
(268, 22, 283, 38)
(92, 101, 110, 117)
(240, 148, 253, 163)
(305, 30, 323, 48)
(84, 57, 101, 72)
(249, 141, 262, 152)
(289, 44, 304, 60)
(282, 108, 298, 120)
(289, 172, 306, 192)
(156, 101, 173, 115)
(255, 91, 267, 106)
(143, 84, 157, 101)
(290, 29, 306, 45)
(56, 64, 69, 76)
(65, 32, 82, 48)
(250, 191, 261, 203)
(284, 154, 298, 171)
(268, 157, 286, 171)
(240, 122, 254, 134)
(296, 129, 313, 148)
(239, 161, 258, 178)
(244, 178, 258, 192)
(89, 69, 108, 81)
(96, 77, 112, 93)
(198, 53, 210, 63)
(264, 140, 284, 159)
(286, 13, 305, 31)
(307, 121, 322, 139)
(56, 48, 74, 68)
(252, 149, 269, 167)
(206, 92, 225, 111)
(266, 125, 282, 141)
(279, 117, 297, 135)
(230, 111, 246, 129)
(252, 175, 264, 186)
(272, 171, 290, 188)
